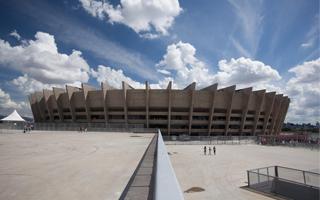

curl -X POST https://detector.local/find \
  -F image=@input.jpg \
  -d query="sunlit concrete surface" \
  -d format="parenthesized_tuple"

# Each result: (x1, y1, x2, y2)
(0, 131, 154, 200)
(167, 144, 320, 200)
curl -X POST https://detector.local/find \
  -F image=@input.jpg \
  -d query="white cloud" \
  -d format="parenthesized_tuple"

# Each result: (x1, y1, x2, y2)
(300, 15, 319, 49)
(10, 74, 82, 95)
(156, 41, 212, 88)
(156, 41, 281, 89)
(227, 0, 264, 57)
(0, 31, 90, 84)
(91, 65, 145, 89)
(79, 0, 182, 38)
(9, 30, 21, 40)
(0, 31, 90, 116)
(0, 88, 30, 116)
(90, 41, 282, 93)
(215, 57, 281, 88)
(285, 58, 320, 123)
(0, 88, 20, 109)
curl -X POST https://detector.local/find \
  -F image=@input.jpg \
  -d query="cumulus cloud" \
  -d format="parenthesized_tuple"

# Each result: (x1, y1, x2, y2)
(156, 41, 281, 89)
(0, 31, 91, 116)
(91, 65, 145, 89)
(0, 31, 90, 85)
(0, 88, 30, 116)
(90, 41, 282, 92)
(10, 74, 82, 95)
(285, 59, 320, 123)
(215, 57, 281, 88)
(156, 41, 211, 88)
(79, 0, 182, 38)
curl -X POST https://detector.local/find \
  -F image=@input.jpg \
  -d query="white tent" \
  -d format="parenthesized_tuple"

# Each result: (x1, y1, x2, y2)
(1, 110, 25, 122)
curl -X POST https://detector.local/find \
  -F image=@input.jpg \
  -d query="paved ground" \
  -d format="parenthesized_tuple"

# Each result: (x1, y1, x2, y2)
(0, 131, 154, 200)
(167, 144, 320, 200)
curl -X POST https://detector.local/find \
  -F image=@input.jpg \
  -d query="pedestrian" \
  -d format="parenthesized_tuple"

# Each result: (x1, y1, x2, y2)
(204, 146, 207, 155)
(213, 146, 216, 155)
(209, 147, 212, 155)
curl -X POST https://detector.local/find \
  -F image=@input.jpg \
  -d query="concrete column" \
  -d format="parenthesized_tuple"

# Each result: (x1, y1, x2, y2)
(202, 84, 218, 136)
(262, 92, 276, 135)
(187, 82, 196, 135)
(275, 97, 290, 134)
(43, 89, 54, 122)
(34, 92, 45, 122)
(53, 87, 65, 122)
(66, 85, 81, 122)
(269, 95, 283, 135)
(224, 85, 236, 136)
(145, 81, 150, 128)
(167, 81, 172, 135)
(278, 98, 290, 134)
(239, 88, 253, 135)
(252, 90, 265, 135)
(82, 83, 96, 123)
(122, 82, 134, 126)
(29, 94, 41, 122)
(101, 82, 114, 124)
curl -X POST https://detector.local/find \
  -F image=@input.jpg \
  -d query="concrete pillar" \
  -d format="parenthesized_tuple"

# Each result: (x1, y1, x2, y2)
(145, 81, 150, 128)
(53, 87, 65, 122)
(29, 94, 41, 122)
(275, 97, 290, 134)
(66, 85, 81, 122)
(269, 95, 283, 135)
(202, 84, 218, 136)
(167, 81, 172, 135)
(252, 90, 265, 135)
(101, 82, 114, 125)
(43, 89, 54, 122)
(224, 85, 236, 136)
(187, 82, 196, 135)
(34, 92, 45, 122)
(239, 88, 253, 135)
(122, 82, 134, 126)
(82, 83, 96, 123)
(262, 92, 276, 135)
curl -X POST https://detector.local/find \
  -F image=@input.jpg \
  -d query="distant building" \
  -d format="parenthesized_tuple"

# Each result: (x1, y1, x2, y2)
(29, 82, 290, 136)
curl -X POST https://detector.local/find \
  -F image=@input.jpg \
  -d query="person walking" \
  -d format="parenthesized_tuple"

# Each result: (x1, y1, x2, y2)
(209, 147, 212, 155)
(204, 146, 207, 155)
(213, 146, 216, 155)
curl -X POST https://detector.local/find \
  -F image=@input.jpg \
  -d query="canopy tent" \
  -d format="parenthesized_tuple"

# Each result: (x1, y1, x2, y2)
(1, 110, 25, 122)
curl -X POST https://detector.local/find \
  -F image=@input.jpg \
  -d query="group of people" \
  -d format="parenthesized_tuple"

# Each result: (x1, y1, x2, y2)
(79, 127, 87, 133)
(23, 124, 33, 133)
(203, 146, 216, 155)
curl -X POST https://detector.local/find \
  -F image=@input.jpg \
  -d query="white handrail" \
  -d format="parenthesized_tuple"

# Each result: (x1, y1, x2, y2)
(155, 129, 184, 200)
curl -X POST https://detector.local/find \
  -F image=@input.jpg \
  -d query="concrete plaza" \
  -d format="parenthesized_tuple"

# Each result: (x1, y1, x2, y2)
(167, 144, 319, 200)
(0, 131, 154, 200)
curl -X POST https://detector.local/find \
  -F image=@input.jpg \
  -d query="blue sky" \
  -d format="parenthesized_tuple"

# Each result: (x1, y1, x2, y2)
(0, 0, 319, 123)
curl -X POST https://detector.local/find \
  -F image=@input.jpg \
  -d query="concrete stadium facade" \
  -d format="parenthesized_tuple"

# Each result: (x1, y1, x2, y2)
(29, 82, 290, 136)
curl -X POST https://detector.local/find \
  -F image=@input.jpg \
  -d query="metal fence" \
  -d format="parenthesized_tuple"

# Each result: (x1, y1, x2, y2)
(247, 166, 320, 200)
(163, 135, 258, 145)
(257, 135, 320, 149)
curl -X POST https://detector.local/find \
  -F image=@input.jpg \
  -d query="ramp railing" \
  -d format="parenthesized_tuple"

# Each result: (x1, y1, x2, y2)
(155, 129, 184, 200)
(247, 166, 320, 200)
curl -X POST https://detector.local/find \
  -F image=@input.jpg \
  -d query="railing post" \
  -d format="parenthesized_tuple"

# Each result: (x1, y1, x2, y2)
(303, 171, 306, 184)
(275, 166, 278, 178)
(258, 169, 260, 183)
(247, 171, 250, 186)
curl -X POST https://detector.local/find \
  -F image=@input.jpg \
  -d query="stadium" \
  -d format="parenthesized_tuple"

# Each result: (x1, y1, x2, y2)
(29, 81, 290, 136)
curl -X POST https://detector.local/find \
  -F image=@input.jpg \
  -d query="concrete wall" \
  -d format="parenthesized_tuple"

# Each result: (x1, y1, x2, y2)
(29, 82, 290, 136)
